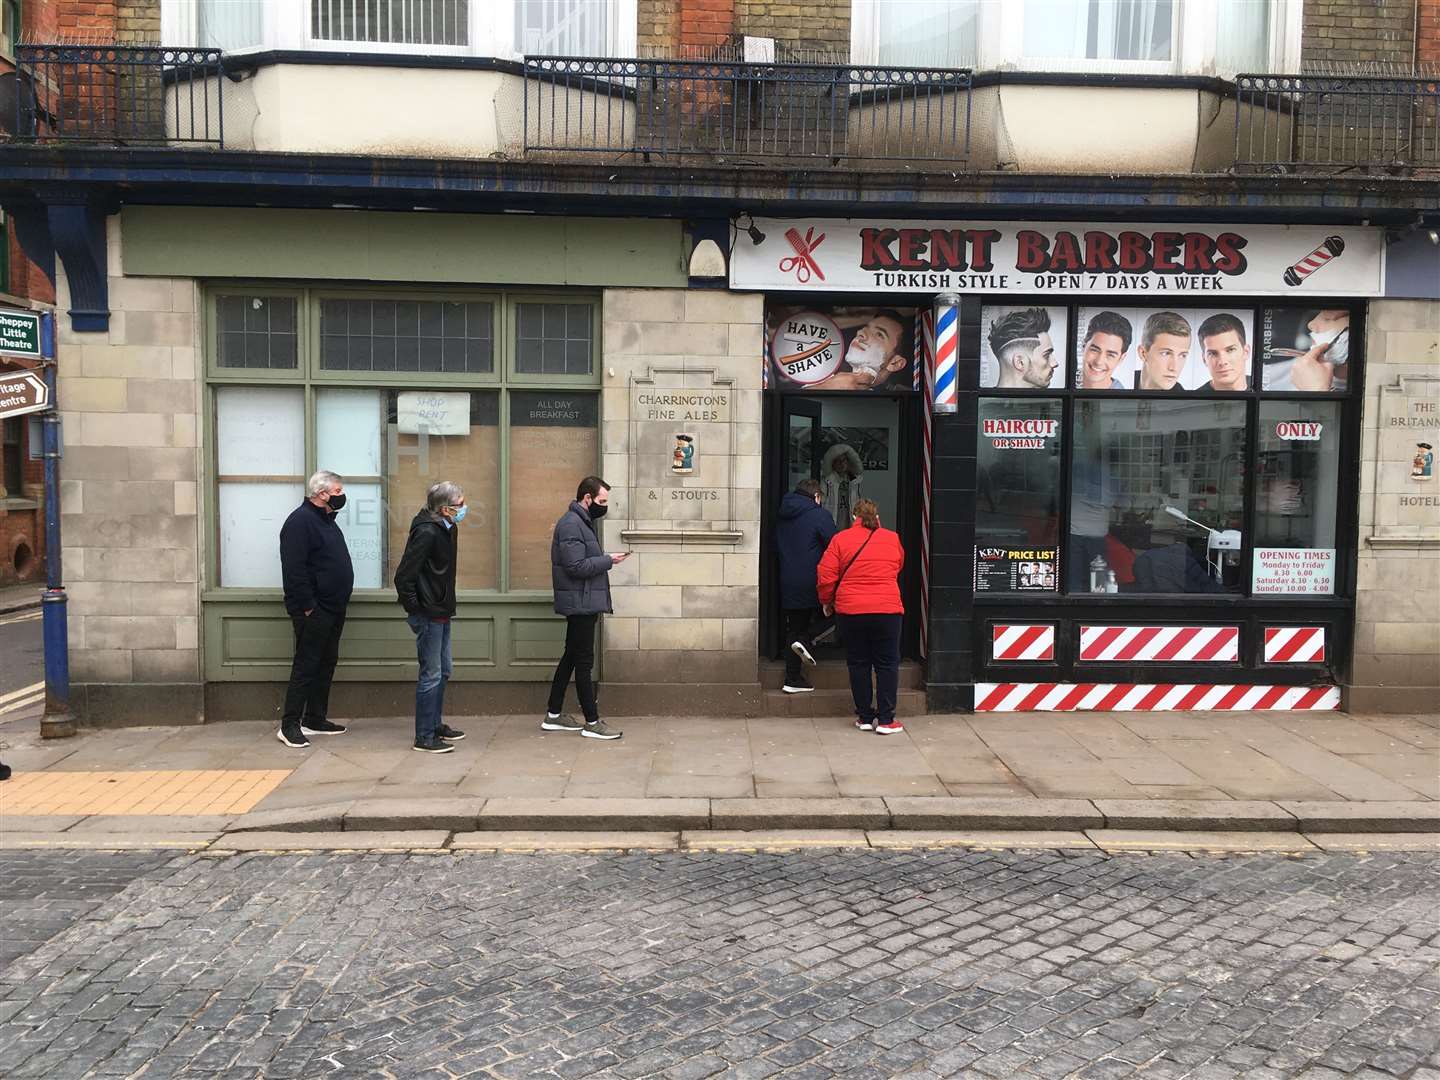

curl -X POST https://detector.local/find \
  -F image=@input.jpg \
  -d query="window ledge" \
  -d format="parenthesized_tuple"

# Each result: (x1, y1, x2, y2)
(620, 529, 745, 545)
(0, 497, 39, 511)
(1366, 535, 1440, 550)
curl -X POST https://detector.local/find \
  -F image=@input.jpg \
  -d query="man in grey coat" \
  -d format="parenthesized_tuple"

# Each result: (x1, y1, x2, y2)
(544, 475, 629, 740)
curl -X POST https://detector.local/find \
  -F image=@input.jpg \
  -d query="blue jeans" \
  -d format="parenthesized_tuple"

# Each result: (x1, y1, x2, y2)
(407, 615, 452, 742)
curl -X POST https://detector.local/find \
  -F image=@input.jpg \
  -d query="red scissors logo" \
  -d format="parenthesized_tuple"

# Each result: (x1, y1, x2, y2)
(779, 227, 826, 283)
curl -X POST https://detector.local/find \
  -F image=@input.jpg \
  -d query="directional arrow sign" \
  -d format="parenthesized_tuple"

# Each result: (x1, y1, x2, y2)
(0, 371, 49, 420)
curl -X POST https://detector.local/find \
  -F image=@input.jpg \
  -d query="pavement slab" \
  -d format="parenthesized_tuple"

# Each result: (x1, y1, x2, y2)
(885, 796, 1104, 830)
(65, 814, 237, 833)
(225, 801, 354, 833)
(1279, 799, 1440, 832)
(1086, 829, 1320, 853)
(1094, 798, 1296, 831)
(710, 797, 889, 830)
(451, 831, 680, 851)
(1302, 832, 1440, 852)
(209, 829, 451, 851)
(0, 814, 85, 832)
(0, 832, 219, 849)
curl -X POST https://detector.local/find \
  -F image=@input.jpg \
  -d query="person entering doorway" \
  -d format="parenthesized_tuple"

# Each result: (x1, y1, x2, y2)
(776, 476, 838, 693)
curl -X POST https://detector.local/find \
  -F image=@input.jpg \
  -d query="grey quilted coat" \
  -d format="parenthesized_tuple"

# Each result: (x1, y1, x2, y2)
(550, 501, 614, 616)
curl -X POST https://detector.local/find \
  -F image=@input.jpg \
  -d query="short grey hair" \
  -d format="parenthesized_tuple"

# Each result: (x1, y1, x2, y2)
(427, 480, 464, 512)
(307, 470, 342, 498)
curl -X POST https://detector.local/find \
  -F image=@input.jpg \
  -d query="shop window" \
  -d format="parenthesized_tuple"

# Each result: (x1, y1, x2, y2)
(514, 302, 594, 377)
(319, 299, 494, 374)
(975, 399, 1061, 594)
(1070, 399, 1246, 595)
(313, 0, 469, 47)
(1253, 401, 1340, 596)
(508, 391, 599, 589)
(216, 295, 299, 370)
(215, 387, 305, 586)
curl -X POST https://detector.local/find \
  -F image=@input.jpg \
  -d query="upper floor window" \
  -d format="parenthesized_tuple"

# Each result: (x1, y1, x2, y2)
(852, 0, 1294, 77)
(170, 0, 636, 59)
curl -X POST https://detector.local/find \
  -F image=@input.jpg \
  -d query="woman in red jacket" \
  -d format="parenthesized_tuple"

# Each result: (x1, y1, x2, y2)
(816, 499, 906, 734)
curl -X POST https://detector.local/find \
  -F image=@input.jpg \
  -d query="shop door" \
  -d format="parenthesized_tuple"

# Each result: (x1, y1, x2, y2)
(783, 396, 823, 488)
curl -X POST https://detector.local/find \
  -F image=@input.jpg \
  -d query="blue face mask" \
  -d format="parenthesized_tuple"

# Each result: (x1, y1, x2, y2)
(452, 505, 468, 524)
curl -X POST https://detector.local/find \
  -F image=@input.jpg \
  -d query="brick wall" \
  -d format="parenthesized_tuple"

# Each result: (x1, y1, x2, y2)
(734, 0, 849, 53)
(1300, 0, 1418, 68)
(1420, 0, 1440, 65)
(638, 0, 679, 53)
(116, 0, 160, 44)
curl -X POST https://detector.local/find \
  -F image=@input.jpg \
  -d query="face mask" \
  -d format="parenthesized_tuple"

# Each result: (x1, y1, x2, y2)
(452, 505, 468, 524)
(589, 503, 608, 519)
(845, 339, 885, 373)
(326, 493, 346, 511)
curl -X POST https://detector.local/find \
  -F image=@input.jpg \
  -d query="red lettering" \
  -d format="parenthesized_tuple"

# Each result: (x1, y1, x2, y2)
(1213, 232, 1248, 274)
(1151, 231, 1182, 273)
(1049, 231, 1083, 273)
(929, 230, 965, 270)
(1015, 230, 1050, 271)
(1182, 232, 1216, 273)
(967, 229, 1000, 272)
(1118, 231, 1150, 272)
(860, 228, 899, 270)
(898, 229, 929, 269)
(1084, 232, 1118, 272)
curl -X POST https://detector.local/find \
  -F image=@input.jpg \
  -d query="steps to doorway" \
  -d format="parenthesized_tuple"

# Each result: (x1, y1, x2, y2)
(760, 661, 925, 717)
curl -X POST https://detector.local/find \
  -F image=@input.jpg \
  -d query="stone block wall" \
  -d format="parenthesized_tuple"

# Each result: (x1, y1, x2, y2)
(1351, 299, 1440, 713)
(55, 215, 203, 725)
(1300, 0, 1419, 67)
(599, 288, 764, 714)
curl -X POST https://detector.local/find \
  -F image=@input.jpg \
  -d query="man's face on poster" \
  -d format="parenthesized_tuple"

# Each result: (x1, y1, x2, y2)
(1081, 332, 1126, 389)
(1202, 330, 1249, 390)
(1307, 309, 1349, 338)
(1015, 332, 1057, 388)
(1138, 332, 1189, 390)
(851, 313, 908, 386)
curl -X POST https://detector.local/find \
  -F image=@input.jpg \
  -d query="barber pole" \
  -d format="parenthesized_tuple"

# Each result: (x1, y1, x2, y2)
(992, 624, 1055, 662)
(932, 293, 959, 414)
(1264, 626, 1327, 664)
(975, 682, 1341, 712)
(1080, 625, 1239, 663)
(916, 308, 936, 657)
(1282, 235, 1345, 287)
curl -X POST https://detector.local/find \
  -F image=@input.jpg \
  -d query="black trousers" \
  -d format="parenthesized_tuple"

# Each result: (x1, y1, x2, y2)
(547, 613, 599, 724)
(782, 606, 833, 683)
(837, 613, 902, 723)
(282, 608, 346, 725)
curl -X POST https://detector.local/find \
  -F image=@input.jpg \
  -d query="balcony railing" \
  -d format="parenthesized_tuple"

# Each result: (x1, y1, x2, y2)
(1235, 72, 1440, 174)
(12, 44, 225, 146)
(522, 57, 973, 166)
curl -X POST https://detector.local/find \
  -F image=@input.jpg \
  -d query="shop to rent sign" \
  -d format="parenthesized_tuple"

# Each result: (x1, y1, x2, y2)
(733, 220, 1385, 297)
(1252, 548, 1336, 595)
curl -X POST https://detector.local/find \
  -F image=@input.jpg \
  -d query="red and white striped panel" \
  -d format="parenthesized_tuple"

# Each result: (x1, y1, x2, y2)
(992, 624, 1055, 662)
(1264, 627, 1327, 664)
(975, 683, 1340, 712)
(1080, 625, 1239, 663)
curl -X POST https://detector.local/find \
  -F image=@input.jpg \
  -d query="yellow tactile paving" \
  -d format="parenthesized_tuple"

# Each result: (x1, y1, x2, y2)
(0, 770, 292, 816)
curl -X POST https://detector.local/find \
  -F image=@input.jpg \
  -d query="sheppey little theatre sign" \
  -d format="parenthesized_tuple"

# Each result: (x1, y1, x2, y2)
(731, 219, 1385, 296)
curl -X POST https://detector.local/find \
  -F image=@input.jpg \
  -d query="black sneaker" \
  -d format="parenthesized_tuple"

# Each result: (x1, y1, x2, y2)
(412, 738, 454, 754)
(277, 725, 309, 749)
(0, 762, 11, 782)
(301, 718, 347, 736)
(782, 677, 814, 694)
(436, 724, 466, 741)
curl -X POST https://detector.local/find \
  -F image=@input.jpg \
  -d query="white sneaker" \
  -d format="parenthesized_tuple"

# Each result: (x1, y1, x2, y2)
(782, 681, 814, 694)
(790, 640, 817, 666)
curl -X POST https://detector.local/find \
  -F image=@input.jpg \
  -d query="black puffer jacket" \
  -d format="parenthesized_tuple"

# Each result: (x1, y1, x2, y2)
(550, 501, 614, 616)
(394, 510, 458, 618)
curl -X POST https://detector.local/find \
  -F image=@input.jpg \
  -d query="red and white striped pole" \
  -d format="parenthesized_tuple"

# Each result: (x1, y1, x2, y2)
(932, 292, 960, 414)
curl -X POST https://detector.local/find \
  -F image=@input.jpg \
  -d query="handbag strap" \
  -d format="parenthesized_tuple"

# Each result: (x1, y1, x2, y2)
(832, 529, 876, 602)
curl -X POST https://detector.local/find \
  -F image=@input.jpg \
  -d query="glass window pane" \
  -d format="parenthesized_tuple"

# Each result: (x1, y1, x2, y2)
(313, 0, 469, 47)
(875, 0, 979, 67)
(1069, 399, 1246, 595)
(1024, 0, 1173, 62)
(218, 482, 303, 587)
(1215, 0, 1270, 74)
(215, 295, 298, 369)
(385, 390, 501, 591)
(975, 399, 1062, 593)
(319, 298, 494, 374)
(514, 301, 593, 376)
(1260, 307, 1353, 392)
(508, 392, 599, 588)
(216, 386, 304, 476)
(1253, 402, 1341, 596)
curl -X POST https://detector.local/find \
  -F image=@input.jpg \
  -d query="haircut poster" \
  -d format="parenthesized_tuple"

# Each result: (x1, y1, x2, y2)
(767, 304, 918, 391)
(980, 305, 1067, 389)
(1260, 307, 1353, 392)
(974, 547, 1059, 593)
(1074, 307, 1254, 392)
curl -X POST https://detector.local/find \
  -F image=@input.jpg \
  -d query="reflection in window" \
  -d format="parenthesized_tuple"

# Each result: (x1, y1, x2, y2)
(868, 0, 979, 67)
(1069, 400, 1246, 595)
(315, 388, 501, 591)
(508, 392, 599, 589)
(215, 387, 305, 586)
(319, 299, 494, 374)
(1253, 402, 1340, 595)
(976, 399, 1062, 592)
(312, 0, 468, 46)
(1024, 0, 1174, 63)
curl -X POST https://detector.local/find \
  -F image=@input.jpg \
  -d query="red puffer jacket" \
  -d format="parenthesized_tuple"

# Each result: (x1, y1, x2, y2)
(816, 524, 905, 615)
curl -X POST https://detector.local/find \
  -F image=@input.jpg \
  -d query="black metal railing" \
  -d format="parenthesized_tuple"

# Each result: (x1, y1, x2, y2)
(523, 57, 972, 165)
(1235, 72, 1440, 173)
(12, 44, 225, 146)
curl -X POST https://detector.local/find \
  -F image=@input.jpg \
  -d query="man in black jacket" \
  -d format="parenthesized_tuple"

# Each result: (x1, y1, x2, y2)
(277, 470, 355, 748)
(544, 476, 629, 740)
(394, 480, 467, 753)
(776, 477, 838, 694)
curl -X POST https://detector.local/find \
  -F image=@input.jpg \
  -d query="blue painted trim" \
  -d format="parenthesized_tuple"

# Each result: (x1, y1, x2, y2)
(47, 204, 109, 333)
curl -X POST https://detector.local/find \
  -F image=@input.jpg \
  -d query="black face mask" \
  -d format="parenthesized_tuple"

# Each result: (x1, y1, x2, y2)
(589, 503, 608, 519)
(326, 493, 347, 512)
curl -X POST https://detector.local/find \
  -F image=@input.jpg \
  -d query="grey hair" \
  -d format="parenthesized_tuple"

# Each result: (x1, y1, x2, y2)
(427, 480, 464, 512)
(307, 470, 342, 498)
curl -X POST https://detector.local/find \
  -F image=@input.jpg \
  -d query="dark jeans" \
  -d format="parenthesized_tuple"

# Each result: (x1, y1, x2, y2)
(282, 608, 346, 726)
(783, 606, 833, 683)
(407, 615, 453, 742)
(548, 613, 599, 724)
(837, 613, 902, 724)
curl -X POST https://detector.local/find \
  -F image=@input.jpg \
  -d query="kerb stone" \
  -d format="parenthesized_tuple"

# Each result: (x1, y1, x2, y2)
(210, 830, 451, 851)
(885, 797, 1102, 831)
(1095, 799, 1296, 832)
(1279, 800, 1440, 833)
(451, 831, 680, 851)
(477, 797, 710, 831)
(344, 797, 485, 832)
(224, 802, 354, 833)
(710, 797, 889, 830)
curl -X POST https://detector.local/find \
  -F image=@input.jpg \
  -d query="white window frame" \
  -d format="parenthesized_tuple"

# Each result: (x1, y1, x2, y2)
(163, 0, 637, 60)
(850, 0, 1301, 76)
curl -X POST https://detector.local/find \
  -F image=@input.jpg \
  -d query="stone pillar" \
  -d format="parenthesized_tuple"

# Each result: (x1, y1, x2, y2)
(55, 215, 203, 725)
(1351, 299, 1440, 712)
(600, 288, 764, 716)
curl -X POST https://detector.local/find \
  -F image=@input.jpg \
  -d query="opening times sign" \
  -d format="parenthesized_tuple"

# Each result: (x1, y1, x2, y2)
(733, 220, 1384, 297)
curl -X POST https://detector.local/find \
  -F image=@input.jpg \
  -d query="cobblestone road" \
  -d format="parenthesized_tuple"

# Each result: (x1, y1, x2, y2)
(1, 847, 1437, 1079)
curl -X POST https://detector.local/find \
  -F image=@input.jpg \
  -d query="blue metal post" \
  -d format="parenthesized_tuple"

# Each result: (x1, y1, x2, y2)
(38, 311, 74, 739)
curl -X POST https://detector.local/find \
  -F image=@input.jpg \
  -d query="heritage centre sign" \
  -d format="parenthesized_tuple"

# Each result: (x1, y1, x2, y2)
(731, 219, 1385, 297)
(0, 371, 48, 421)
